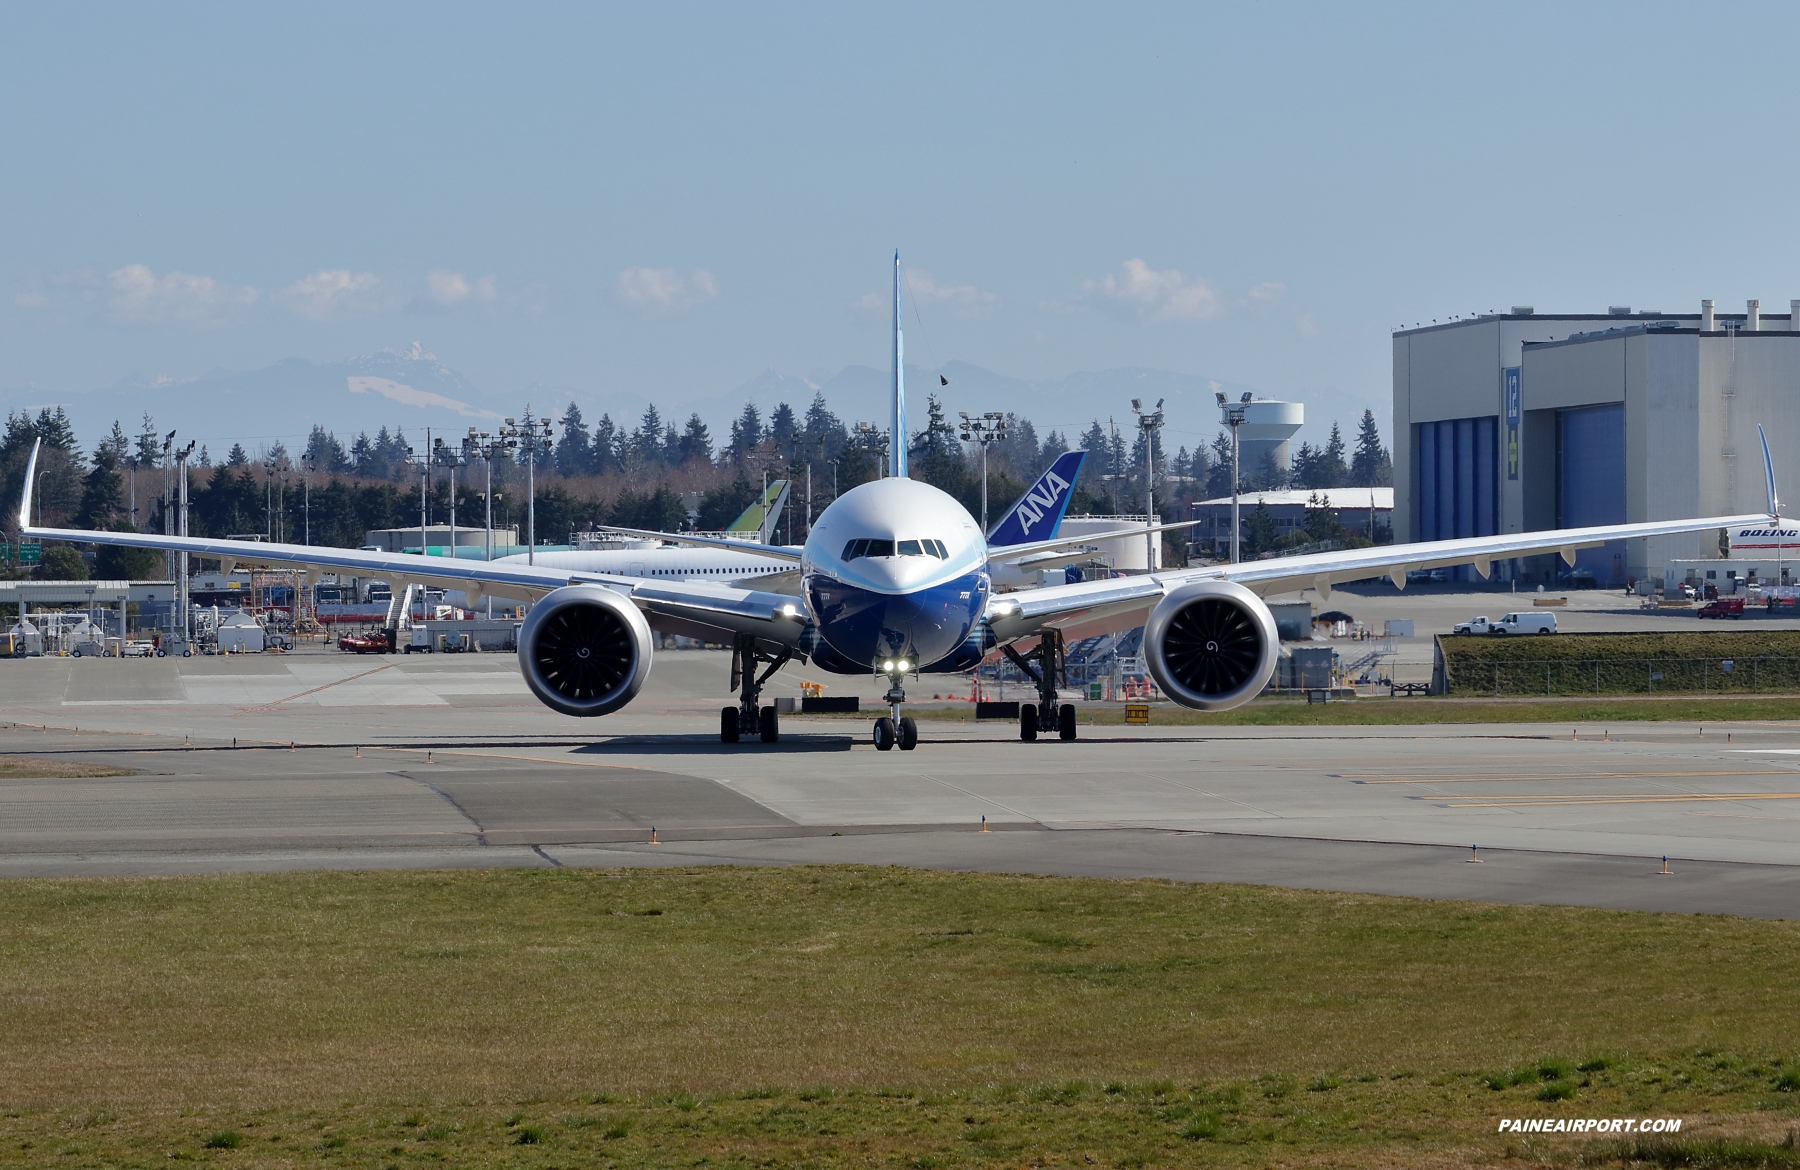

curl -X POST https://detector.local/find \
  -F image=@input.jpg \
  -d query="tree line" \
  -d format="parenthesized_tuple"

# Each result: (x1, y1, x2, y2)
(0, 389, 1392, 578)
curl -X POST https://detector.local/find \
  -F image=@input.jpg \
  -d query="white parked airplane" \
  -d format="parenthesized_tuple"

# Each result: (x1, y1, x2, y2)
(507, 449, 1186, 593)
(18, 253, 1781, 751)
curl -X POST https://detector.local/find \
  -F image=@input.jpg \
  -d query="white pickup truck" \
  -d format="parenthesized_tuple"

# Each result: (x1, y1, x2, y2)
(1453, 612, 1557, 636)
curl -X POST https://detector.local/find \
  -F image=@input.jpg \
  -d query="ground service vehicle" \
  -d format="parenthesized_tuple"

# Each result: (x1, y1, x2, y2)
(1698, 597, 1745, 619)
(16, 257, 1786, 750)
(1453, 612, 1556, 635)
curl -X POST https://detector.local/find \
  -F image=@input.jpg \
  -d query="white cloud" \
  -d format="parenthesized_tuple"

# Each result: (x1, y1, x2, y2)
(107, 264, 259, 326)
(854, 270, 998, 320)
(424, 270, 498, 309)
(615, 267, 719, 316)
(1247, 281, 1287, 302)
(1078, 259, 1222, 323)
(277, 269, 387, 320)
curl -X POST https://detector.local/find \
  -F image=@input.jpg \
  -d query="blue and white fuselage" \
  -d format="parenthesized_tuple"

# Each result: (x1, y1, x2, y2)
(801, 476, 990, 673)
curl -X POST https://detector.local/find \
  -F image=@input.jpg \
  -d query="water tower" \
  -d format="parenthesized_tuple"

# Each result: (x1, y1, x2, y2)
(1237, 400, 1304, 476)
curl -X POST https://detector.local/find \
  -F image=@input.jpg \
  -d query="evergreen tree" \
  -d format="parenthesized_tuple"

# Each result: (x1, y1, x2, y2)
(679, 413, 713, 464)
(349, 432, 375, 475)
(661, 422, 681, 465)
(103, 420, 130, 463)
(1171, 446, 1190, 481)
(724, 401, 763, 465)
(801, 392, 846, 459)
(591, 414, 619, 477)
(76, 447, 125, 528)
(1243, 503, 1278, 559)
(1205, 431, 1236, 498)
(1288, 440, 1317, 488)
(768, 402, 797, 459)
(1040, 429, 1069, 467)
(633, 405, 665, 467)
(1314, 422, 1348, 489)
(265, 439, 289, 468)
(134, 412, 162, 467)
(1350, 409, 1392, 487)
(696, 471, 756, 530)
(555, 402, 591, 476)
(1255, 447, 1286, 490)
(198, 445, 210, 467)
(304, 425, 349, 473)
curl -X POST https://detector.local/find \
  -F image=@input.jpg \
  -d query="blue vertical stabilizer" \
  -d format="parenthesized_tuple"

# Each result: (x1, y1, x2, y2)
(891, 251, 907, 478)
(987, 450, 1088, 547)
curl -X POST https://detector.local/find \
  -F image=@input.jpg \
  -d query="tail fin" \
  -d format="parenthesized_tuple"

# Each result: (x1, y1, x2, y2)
(19, 438, 40, 533)
(1761, 424, 1780, 519)
(987, 450, 1087, 547)
(891, 251, 906, 478)
(726, 479, 790, 542)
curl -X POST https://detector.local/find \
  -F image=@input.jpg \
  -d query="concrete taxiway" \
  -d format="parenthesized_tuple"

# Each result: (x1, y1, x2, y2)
(3, 647, 1799, 918)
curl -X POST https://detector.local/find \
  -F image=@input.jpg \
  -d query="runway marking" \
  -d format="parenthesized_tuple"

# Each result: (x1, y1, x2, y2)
(1353, 770, 1795, 784)
(1136, 772, 1282, 817)
(913, 773, 1040, 824)
(1440, 793, 1800, 808)
(1687, 811, 1800, 821)
(236, 664, 397, 713)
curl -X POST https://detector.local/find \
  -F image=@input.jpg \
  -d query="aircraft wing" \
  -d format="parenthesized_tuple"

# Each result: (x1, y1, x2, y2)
(17, 442, 804, 644)
(985, 511, 1772, 645)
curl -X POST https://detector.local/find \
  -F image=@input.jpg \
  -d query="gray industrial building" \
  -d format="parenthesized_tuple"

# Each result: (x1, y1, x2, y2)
(1394, 300, 1800, 584)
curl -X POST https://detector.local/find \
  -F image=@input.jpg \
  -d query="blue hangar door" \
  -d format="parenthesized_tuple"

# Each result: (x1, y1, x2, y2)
(1414, 415, 1497, 580)
(1556, 403, 1626, 586)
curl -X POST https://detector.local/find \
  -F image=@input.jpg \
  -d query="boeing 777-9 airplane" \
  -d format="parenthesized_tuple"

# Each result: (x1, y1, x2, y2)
(17, 254, 1782, 751)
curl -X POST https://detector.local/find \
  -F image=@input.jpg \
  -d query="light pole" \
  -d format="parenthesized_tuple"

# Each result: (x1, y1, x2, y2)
(175, 440, 195, 646)
(406, 443, 430, 554)
(1131, 397, 1165, 570)
(499, 416, 554, 565)
(1217, 391, 1251, 564)
(433, 438, 463, 561)
(851, 422, 888, 479)
(958, 411, 1008, 536)
(161, 430, 176, 582)
(302, 457, 314, 546)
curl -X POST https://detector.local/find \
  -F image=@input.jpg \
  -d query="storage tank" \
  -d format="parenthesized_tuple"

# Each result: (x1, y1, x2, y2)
(1237, 400, 1304, 475)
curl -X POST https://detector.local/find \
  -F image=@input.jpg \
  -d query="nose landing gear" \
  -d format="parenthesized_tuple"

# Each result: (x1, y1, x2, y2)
(872, 659, 919, 750)
(720, 632, 792, 745)
(1001, 629, 1078, 742)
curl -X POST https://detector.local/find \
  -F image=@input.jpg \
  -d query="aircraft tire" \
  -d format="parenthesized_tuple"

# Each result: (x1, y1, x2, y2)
(720, 706, 740, 744)
(874, 717, 896, 751)
(1058, 704, 1077, 741)
(759, 705, 780, 744)
(898, 716, 918, 750)
(1020, 703, 1038, 742)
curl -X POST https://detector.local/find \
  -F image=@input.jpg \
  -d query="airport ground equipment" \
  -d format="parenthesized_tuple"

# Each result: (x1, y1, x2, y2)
(18, 261, 1789, 749)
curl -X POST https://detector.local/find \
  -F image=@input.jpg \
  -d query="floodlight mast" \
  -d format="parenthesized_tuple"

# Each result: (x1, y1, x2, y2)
(1132, 398, 1165, 569)
(1218, 392, 1249, 564)
(958, 411, 1008, 535)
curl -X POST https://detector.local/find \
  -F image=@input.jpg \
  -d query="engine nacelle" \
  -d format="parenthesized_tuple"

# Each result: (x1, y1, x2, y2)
(517, 585, 654, 717)
(1142, 580, 1279, 711)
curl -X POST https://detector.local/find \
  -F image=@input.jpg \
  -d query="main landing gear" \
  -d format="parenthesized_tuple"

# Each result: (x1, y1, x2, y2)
(719, 632, 792, 745)
(872, 658, 918, 751)
(1001, 629, 1078, 742)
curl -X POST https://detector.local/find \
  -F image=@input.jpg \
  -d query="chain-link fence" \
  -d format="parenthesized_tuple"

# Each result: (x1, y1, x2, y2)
(1443, 656, 1800, 698)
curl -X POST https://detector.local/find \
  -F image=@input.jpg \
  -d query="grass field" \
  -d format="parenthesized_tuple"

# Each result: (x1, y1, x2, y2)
(3, 866, 1800, 1167)
(0, 753, 131, 778)
(912, 695, 1800, 725)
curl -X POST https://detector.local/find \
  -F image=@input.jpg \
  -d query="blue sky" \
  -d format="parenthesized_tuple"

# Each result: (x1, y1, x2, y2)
(5, 2, 1799, 453)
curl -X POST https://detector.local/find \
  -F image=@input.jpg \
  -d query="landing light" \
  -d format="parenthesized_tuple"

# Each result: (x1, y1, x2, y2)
(781, 603, 798, 617)
(883, 659, 895, 671)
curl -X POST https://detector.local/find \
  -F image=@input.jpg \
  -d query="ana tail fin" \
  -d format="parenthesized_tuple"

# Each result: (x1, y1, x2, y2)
(987, 450, 1087, 547)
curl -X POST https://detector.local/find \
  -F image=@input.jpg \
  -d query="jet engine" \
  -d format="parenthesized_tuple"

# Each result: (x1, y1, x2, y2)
(1142, 580, 1279, 711)
(517, 585, 654, 717)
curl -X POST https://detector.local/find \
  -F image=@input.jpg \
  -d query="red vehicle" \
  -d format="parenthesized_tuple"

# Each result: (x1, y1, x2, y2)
(1697, 597, 1744, 619)
(337, 632, 390, 653)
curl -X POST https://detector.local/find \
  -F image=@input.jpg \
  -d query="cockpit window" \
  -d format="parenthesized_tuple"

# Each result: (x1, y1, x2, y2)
(841, 537, 946, 561)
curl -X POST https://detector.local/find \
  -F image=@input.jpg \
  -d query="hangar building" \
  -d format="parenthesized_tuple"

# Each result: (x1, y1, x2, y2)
(1393, 301, 1800, 584)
